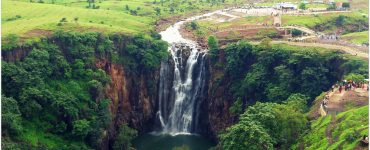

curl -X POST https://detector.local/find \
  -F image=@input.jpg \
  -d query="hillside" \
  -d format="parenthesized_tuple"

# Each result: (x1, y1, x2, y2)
(296, 106, 369, 150)
(2, 0, 244, 40)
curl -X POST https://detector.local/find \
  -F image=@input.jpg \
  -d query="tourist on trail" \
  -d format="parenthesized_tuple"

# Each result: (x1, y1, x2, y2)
(339, 85, 343, 93)
(331, 85, 335, 92)
(362, 83, 365, 89)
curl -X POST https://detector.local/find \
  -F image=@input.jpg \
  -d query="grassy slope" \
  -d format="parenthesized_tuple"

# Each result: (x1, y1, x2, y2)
(342, 31, 369, 44)
(298, 106, 369, 150)
(282, 12, 366, 28)
(2, 0, 152, 36)
(2, 0, 245, 38)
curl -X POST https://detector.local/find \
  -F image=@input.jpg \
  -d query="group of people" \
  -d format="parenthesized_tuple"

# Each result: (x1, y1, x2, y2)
(322, 80, 368, 109)
(319, 34, 340, 41)
(336, 80, 368, 93)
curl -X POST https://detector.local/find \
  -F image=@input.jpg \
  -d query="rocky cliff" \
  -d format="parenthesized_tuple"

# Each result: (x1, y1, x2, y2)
(95, 59, 161, 149)
(1, 34, 236, 148)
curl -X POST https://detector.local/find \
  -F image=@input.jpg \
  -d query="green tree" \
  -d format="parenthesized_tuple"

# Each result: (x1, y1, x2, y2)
(2, 95, 23, 136)
(266, 85, 289, 102)
(260, 38, 272, 49)
(229, 98, 243, 115)
(342, 2, 350, 8)
(190, 21, 199, 30)
(220, 102, 308, 149)
(154, 7, 161, 16)
(208, 36, 218, 51)
(72, 119, 91, 138)
(299, 3, 306, 10)
(336, 15, 345, 26)
(284, 93, 309, 113)
(341, 59, 368, 76)
(345, 73, 365, 83)
(113, 124, 138, 150)
(3, 34, 19, 49)
(291, 29, 302, 37)
(219, 120, 273, 150)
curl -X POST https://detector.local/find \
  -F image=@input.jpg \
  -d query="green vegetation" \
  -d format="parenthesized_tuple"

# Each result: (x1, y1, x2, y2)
(220, 95, 308, 150)
(113, 124, 138, 150)
(342, 31, 369, 45)
(211, 41, 367, 104)
(208, 35, 219, 51)
(291, 28, 303, 37)
(296, 106, 369, 150)
(2, 0, 152, 36)
(210, 40, 368, 149)
(2, 1, 369, 150)
(344, 73, 365, 82)
(257, 29, 280, 39)
(282, 12, 368, 33)
(2, 0, 244, 39)
(299, 3, 307, 10)
(1, 32, 167, 149)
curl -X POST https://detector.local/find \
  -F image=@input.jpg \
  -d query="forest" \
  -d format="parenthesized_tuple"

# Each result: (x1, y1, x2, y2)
(2, 32, 167, 149)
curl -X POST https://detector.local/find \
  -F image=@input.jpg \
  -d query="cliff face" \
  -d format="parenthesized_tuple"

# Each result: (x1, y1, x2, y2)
(197, 52, 236, 142)
(95, 59, 159, 149)
(106, 43, 235, 143)
(1, 36, 236, 148)
(1, 46, 33, 62)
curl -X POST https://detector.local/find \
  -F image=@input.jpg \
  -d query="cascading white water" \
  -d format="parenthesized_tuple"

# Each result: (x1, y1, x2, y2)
(157, 43, 206, 135)
(157, 9, 230, 135)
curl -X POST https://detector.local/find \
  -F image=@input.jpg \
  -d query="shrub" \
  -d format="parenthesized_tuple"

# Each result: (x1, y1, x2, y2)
(190, 21, 199, 30)
(345, 129, 360, 142)
(291, 29, 302, 37)
(60, 18, 67, 22)
(342, 2, 350, 8)
(113, 124, 138, 150)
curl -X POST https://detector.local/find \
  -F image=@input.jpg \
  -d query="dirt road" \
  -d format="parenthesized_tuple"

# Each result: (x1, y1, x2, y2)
(251, 41, 369, 59)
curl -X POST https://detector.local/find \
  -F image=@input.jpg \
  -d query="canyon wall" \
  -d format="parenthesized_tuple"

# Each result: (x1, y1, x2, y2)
(1, 35, 235, 149)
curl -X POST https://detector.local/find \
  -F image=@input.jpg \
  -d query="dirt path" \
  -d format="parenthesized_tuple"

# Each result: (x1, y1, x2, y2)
(277, 26, 316, 35)
(251, 41, 368, 59)
(316, 84, 368, 118)
(325, 113, 336, 146)
(326, 86, 369, 114)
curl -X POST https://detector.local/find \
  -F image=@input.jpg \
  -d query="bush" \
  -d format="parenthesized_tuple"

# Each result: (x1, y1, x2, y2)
(342, 2, 350, 8)
(291, 29, 302, 37)
(2, 96, 23, 136)
(60, 18, 67, 22)
(2, 34, 19, 49)
(345, 73, 365, 83)
(257, 29, 279, 39)
(345, 129, 360, 142)
(190, 21, 199, 30)
(229, 98, 243, 115)
(335, 15, 345, 26)
(130, 10, 138, 15)
(113, 124, 138, 150)
(208, 35, 218, 51)
(299, 3, 306, 10)
(72, 119, 91, 139)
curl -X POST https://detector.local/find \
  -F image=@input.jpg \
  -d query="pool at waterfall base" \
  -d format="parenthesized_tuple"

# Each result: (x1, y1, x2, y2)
(133, 133, 215, 150)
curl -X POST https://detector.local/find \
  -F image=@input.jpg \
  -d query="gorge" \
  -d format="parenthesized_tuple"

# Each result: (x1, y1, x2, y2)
(2, 5, 368, 150)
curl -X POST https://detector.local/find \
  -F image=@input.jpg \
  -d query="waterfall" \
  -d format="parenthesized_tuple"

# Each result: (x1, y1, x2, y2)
(156, 8, 221, 135)
(157, 43, 206, 135)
